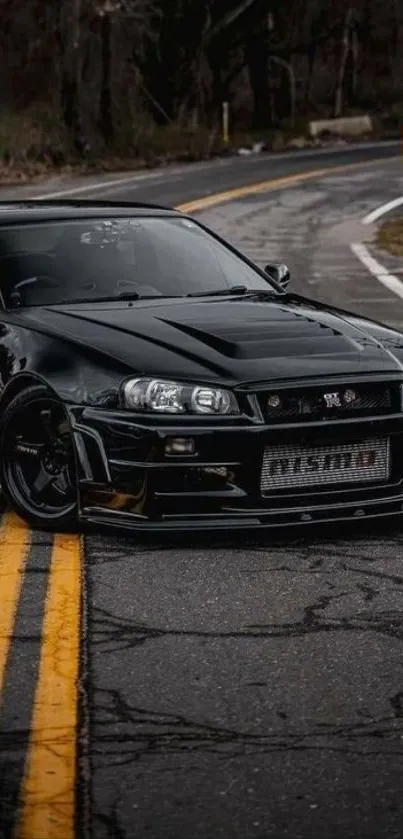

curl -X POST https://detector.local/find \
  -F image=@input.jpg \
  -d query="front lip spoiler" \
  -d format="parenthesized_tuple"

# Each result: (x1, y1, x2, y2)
(79, 491, 403, 533)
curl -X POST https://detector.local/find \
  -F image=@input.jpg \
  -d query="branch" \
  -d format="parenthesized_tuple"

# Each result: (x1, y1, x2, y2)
(202, 0, 260, 45)
(209, 8, 345, 58)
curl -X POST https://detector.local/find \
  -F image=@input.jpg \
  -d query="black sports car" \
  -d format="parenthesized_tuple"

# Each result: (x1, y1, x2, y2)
(0, 199, 402, 532)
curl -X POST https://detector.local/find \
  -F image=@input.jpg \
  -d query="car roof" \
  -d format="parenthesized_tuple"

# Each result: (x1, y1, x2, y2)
(0, 199, 182, 224)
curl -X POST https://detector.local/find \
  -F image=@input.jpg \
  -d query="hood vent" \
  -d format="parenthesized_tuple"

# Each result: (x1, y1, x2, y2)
(162, 309, 358, 361)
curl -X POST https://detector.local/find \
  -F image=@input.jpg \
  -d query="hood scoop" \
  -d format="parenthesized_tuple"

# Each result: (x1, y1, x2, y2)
(161, 309, 359, 360)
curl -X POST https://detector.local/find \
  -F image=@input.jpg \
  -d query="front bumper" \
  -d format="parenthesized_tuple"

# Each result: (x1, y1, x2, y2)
(67, 404, 403, 532)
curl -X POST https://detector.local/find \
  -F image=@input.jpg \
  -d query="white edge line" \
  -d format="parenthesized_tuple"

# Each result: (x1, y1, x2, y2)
(34, 172, 168, 200)
(363, 196, 403, 225)
(350, 242, 403, 299)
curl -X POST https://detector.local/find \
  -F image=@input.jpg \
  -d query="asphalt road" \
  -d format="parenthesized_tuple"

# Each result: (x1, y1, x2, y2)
(1, 143, 403, 839)
(0, 139, 398, 206)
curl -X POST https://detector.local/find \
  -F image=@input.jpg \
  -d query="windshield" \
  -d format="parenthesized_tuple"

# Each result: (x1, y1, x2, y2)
(0, 216, 277, 308)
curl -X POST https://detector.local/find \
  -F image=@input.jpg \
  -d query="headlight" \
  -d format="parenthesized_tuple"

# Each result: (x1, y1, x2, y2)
(122, 377, 239, 415)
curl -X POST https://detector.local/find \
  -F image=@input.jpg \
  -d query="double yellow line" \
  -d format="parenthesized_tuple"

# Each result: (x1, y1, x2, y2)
(0, 152, 398, 839)
(0, 512, 82, 839)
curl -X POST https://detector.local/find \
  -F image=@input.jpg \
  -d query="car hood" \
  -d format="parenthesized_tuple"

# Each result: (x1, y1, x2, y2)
(19, 295, 403, 385)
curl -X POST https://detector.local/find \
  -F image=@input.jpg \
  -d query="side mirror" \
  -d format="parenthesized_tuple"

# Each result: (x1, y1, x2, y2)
(264, 262, 290, 290)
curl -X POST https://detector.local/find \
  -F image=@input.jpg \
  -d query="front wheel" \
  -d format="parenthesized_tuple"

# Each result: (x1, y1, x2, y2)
(0, 385, 77, 529)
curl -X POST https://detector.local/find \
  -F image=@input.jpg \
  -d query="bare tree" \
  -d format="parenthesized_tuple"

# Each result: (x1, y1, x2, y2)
(0, 0, 402, 163)
(56, 0, 84, 150)
(333, 2, 362, 117)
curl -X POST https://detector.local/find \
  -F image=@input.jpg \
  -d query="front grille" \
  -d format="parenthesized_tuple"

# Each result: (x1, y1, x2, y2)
(260, 437, 390, 493)
(261, 382, 394, 423)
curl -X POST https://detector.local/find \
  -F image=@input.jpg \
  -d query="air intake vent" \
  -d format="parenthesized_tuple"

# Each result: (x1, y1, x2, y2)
(261, 382, 394, 423)
(165, 309, 356, 360)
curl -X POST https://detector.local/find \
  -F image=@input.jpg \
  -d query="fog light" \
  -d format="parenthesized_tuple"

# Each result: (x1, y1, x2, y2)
(204, 466, 228, 478)
(343, 388, 357, 405)
(165, 437, 195, 455)
(267, 394, 281, 408)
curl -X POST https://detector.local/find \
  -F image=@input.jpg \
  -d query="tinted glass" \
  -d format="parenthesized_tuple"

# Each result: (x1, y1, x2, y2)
(0, 216, 276, 308)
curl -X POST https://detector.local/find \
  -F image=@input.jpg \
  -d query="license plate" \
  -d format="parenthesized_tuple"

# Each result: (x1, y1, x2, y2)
(260, 437, 390, 493)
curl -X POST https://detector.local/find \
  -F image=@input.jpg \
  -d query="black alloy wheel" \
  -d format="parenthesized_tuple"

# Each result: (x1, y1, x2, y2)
(0, 385, 77, 529)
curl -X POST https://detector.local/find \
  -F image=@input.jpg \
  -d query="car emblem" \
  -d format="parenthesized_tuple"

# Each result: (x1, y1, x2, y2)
(323, 392, 342, 408)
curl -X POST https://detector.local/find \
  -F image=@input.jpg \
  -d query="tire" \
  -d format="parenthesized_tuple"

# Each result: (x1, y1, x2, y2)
(0, 384, 78, 529)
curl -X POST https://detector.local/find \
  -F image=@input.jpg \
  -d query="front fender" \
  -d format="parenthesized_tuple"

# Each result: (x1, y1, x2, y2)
(0, 323, 131, 408)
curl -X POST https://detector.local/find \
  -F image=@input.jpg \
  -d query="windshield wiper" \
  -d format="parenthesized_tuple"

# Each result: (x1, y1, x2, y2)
(49, 292, 141, 305)
(51, 292, 184, 305)
(186, 286, 279, 298)
(49, 287, 281, 306)
(186, 285, 249, 298)
(94, 291, 142, 302)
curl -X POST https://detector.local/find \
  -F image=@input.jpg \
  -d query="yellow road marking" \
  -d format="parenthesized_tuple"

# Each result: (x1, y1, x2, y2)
(176, 156, 401, 213)
(16, 533, 82, 839)
(0, 511, 30, 698)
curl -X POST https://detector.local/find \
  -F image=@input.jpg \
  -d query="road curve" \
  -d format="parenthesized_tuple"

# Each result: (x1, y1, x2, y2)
(1, 149, 403, 839)
(0, 139, 399, 206)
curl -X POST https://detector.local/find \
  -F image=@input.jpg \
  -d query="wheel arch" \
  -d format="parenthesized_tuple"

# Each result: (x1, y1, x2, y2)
(0, 373, 62, 416)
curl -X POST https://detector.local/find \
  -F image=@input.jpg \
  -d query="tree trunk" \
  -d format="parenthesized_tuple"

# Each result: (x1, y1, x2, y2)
(271, 56, 296, 125)
(348, 29, 359, 103)
(245, 27, 273, 128)
(207, 45, 228, 120)
(99, 13, 113, 144)
(57, 0, 84, 152)
(304, 46, 317, 111)
(334, 7, 353, 118)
